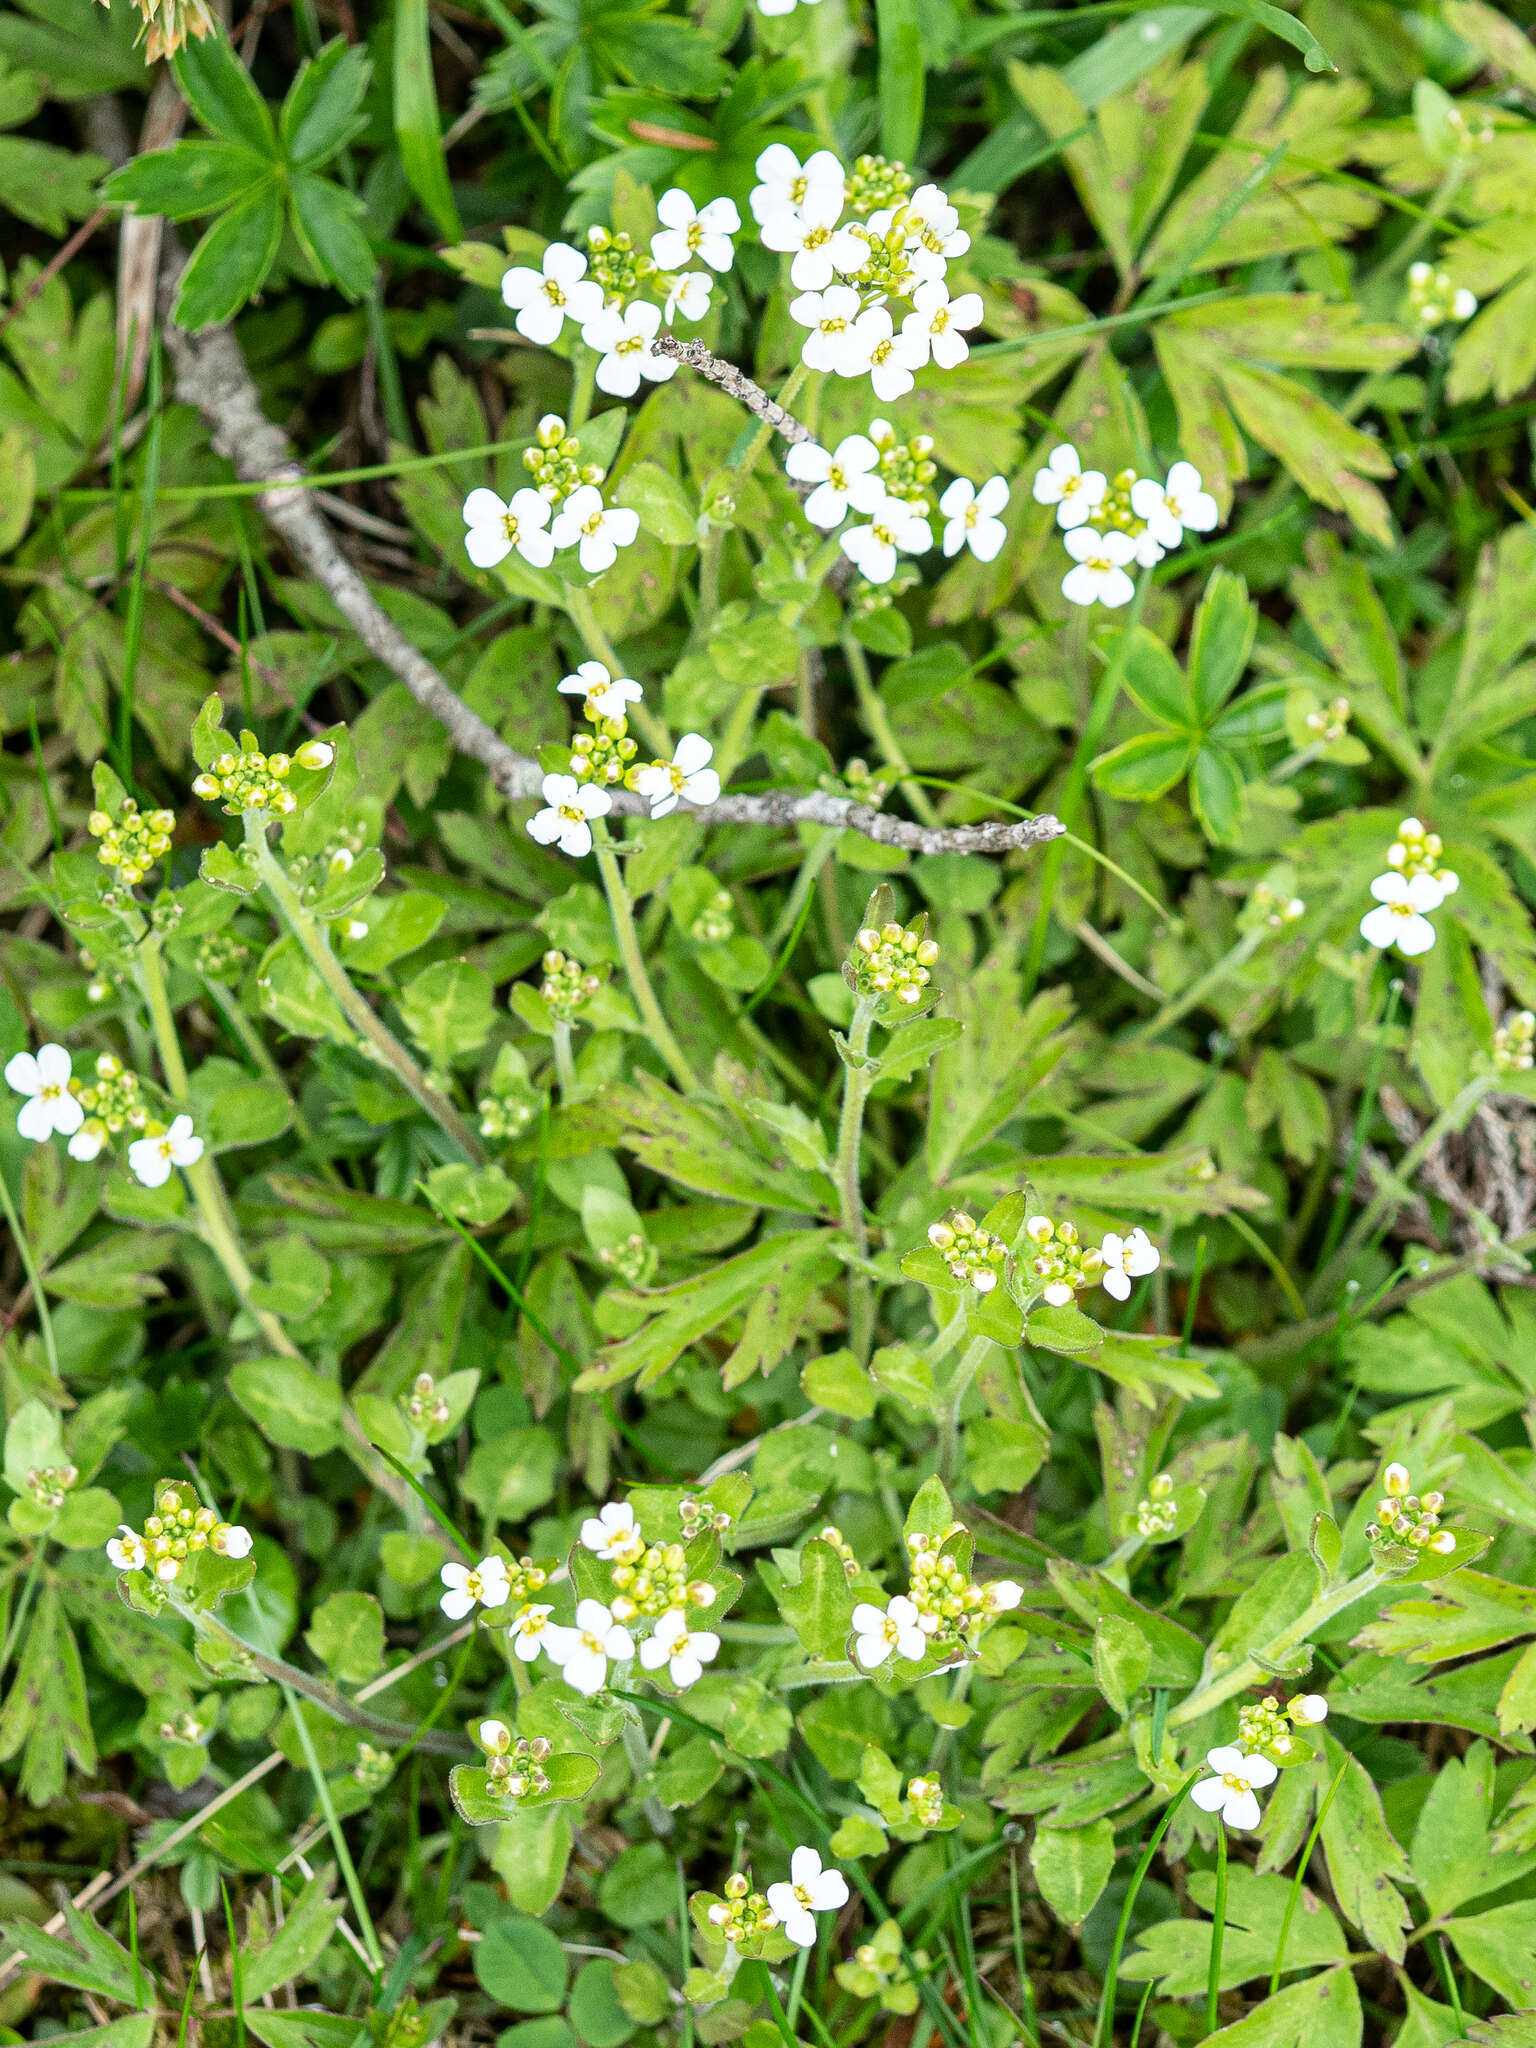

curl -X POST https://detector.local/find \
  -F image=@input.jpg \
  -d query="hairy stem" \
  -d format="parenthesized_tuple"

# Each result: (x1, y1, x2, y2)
(551, 1019, 578, 1100)
(935, 1335, 990, 1487)
(593, 825, 700, 1094)
(621, 1711, 676, 1838)
(242, 814, 484, 1160)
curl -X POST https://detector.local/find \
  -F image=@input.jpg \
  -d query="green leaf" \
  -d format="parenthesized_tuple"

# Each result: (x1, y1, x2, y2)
(290, 172, 376, 300)
(1189, 744, 1247, 844)
(1444, 1901, 1536, 2008)
(0, 1585, 95, 1805)
(777, 1537, 858, 1663)
(280, 38, 372, 168)
(1194, 0, 1336, 72)
(801, 1348, 878, 1420)
(615, 462, 698, 546)
(1030, 1819, 1114, 1927)
(1092, 730, 1196, 803)
(228, 1357, 346, 1454)
(256, 935, 353, 1045)
(393, 0, 461, 241)
(875, 0, 923, 161)
(1092, 1612, 1151, 1717)
(104, 140, 273, 221)
(173, 179, 284, 331)
(1317, 1736, 1413, 1961)
(304, 1590, 384, 1685)
(1121, 627, 1195, 730)
(175, 29, 278, 156)
(398, 959, 495, 1066)
(0, 137, 107, 236)
(1187, 569, 1257, 723)
(242, 1867, 345, 2002)
(569, 1960, 639, 2048)
(477, 1913, 569, 2013)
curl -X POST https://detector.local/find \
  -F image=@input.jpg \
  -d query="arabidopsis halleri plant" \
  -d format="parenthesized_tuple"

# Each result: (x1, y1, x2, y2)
(939, 476, 1009, 560)
(507, 1604, 558, 1661)
(1036, 445, 1224, 605)
(639, 1608, 721, 1688)
(927, 1211, 1005, 1292)
(461, 487, 556, 570)
(750, 143, 845, 223)
(662, 271, 713, 324)
(440, 1555, 513, 1619)
(477, 1722, 552, 1800)
(1385, 815, 1459, 895)
(1494, 1009, 1535, 1072)
(548, 485, 640, 574)
(1098, 1227, 1161, 1302)
(128, 1114, 204, 1188)
(501, 243, 603, 344)
(545, 1597, 635, 1695)
(6, 1044, 84, 1144)
(634, 734, 720, 819)
(903, 279, 982, 369)
(1237, 1691, 1329, 1758)
(106, 1484, 252, 1585)
(1193, 1746, 1277, 1830)
(528, 774, 612, 859)
(1359, 871, 1443, 957)
(1366, 1460, 1457, 1557)
(852, 1595, 926, 1669)
(766, 1847, 849, 1948)
(88, 795, 176, 886)
(650, 190, 741, 273)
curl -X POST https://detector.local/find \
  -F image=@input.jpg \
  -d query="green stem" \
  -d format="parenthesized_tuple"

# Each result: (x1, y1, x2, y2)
(834, 996, 878, 1363)
(243, 815, 484, 1160)
(593, 827, 699, 1094)
(551, 1019, 578, 1100)
(1206, 1821, 1228, 2038)
(1270, 1758, 1348, 1994)
(280, 1680, 385, 1978)
(1126, 928, 1266, 1047)
(568, 344, 597, 429)
(924, 1659, 975, 1773)
(935, 1335, 989, 1487)
(1023, 570, 1152, 1005)
(733, 363, 807, 482)
(620, 1711, 675, 1838)
(713, 685, 763, 789)
(1095, 1773, 1200, 2048)
(0, 1161, 58, 1382)
(842, 631, 939, 826)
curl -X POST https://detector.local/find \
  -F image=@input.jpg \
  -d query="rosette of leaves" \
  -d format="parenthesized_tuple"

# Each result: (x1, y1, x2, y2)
(1090, 569, 1286, 844)
(102, 31, 375, 330)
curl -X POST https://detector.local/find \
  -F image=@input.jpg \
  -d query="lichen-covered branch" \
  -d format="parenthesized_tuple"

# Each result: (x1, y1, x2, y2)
(650, 335, 816, 445)
(158, 253, 1061, 858)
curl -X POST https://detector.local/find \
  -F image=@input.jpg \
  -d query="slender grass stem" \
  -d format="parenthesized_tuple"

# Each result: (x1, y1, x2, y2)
(1269, 1758, 1348, 1993)
(834, 996, 878, 1362)
(280, 1680, 385, 1977)
(593, 826, 699, 1093)
(1096, 1774, 1199, 2048)
(0, 1162, 58, 1381)
(1205, 1820, 1228, 2038)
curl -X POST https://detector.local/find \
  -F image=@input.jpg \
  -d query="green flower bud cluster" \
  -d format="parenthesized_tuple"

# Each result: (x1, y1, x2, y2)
(571, 719, 639, 786)
(609, 1539, 715, 1624)
(193, 737, 334, 817)
(1494, 1009, 1535, 1073)
(541, 949, 602, 1021)
(819, 1524, 860, 1581)
(27, 1462, 78, 1510)
(501, 1556, 551, 1603)
(1133, 1473, 1177, 1537)
(197, 930, 251, 982)
(905, 1529, 1020, 1646)
(1406, 261, 1476, 329)
(479, 1091, 536, 1141)
(689, 889, 735, 943)
(71, 1052, 148, 1156)
(1366, 1461, 1455, 1555)
(352, 1742, 394, 1789)
(1250, 882, 1305, 929)
(480, 1721, 552, 1799)
(108, 1485, 253, 1584)
(679, 1496, 733, 1541)
(88, 797, 176, 886)
(597, 1231, 649, 1283)
(524, 415, 606, 504)
(159, 1708, 206, 1745)
(400, 1371, 450, 1429)
(905, 1774, 944, 1827)
(1304, 695, 1351, 743)
(845, 153, 912, 216)
(705, 1872, 778, 1945)
(587, 225, 654, 304)
(837, 758, 892, 808)
(836, 1920, 921, 2014)
(845, 220, 921, 302)
(868, 421, 936, 508)
(1235, 1692, 1325, 1758)
(1385, 816, 1458, 894)
(926, 1211, 1004, 1293)
(1024, 1214, 1103, 1303)
(851, 919, 939, 1006)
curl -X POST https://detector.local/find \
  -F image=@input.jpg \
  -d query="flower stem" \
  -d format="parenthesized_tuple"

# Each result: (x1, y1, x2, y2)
(0, 1161, 59, 1382)
(280, 1678, 385, 1977)
(620, 1709, 675, 1837)
(935, 1334, 990, 1487)
(1269, 1757, 1348, 1993)
(835, 995, 878, 1363)
(568, 343, 597, 429)
(551, 1019, 578, 1099)
(842, 630, 940, 826)
(1206, 1820, 1228, 2038)
(242, 814, 484, 1160)
(565, 586, 670, 754)
(593, 825, 699, 1094)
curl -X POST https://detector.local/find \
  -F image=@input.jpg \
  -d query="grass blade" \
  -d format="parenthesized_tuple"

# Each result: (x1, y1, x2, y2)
(394, 0, 462, 241)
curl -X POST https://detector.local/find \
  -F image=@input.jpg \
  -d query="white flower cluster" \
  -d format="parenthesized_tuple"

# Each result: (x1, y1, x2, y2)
(787, 422, 1009, 584)
(438, 1500, 721, 1698)
(1406, 261, 1476, 330)
(703, 1850, 848, 1954)
(755, 147, 980, 395)
(850, 1529, 1021, 1672)
(6, 1043, 203, 1186)
(1024, 1215, 1160, 1306)
(105, 1484, 253, 1584)
(524, 663, 719, 859)
(1032, 444, 1220, 608)
(1359, 816, 1459, 959)
(463, 409, 639, 579)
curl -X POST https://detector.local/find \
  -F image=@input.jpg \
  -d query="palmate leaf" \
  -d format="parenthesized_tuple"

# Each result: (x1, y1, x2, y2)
(0, 1586, 95, 1805)
(173, 180, 285, 331)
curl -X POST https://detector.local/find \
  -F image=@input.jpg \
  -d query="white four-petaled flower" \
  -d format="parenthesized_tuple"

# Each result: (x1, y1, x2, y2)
(508, 1603, 557, 1661)
(766, 1847, 849, 1948)
(440, 1555, 512, 1620)
(582, 298, 678, 399)
(558, 661, 643, 721)
(462, 487, 556, 571)
(1291, 1693, 1328, 1725)
(545, 1597, 634, 1696)
(902, 280, 982, 370)
(650, 190, 741, 274)
(106, 1526, 147, 1572)
(1061, 525, 1137, 609)
(6, 1043, 83, 1143)
(661, 271, 714, 324)
(634, 735, 720, 819)
(789, 286, 865, 374)
(750, 143, 845, 225)
(851, 1594, 926, 1669)
(851, 305, 929, 401)
(939, 476, 1009, 561)
(127, 1115, 203, 1189)
(1130, 462, 1220, 550)
(840, 497, 934, 584)
(639, 1608, 721, 1688)
(786, 435, 886, 530)
(1359, 870, 1443, 957)
(501, 243, 604, 346)
(549, 486, 640, 574)
(580, 1499, 644, 1560)
(1192, 1745, 1277, 1831)
(1032, 444, 1107, 528)
(1099, 1228, 1160, 1302)
(527, 773, 613, 859)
